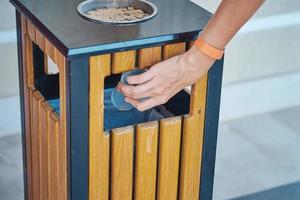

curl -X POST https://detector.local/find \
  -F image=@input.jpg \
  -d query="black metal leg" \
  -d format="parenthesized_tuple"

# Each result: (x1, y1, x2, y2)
(68, 56, 89, 200)
(199, 58, 224, 200)
(15, 10, 28, 200)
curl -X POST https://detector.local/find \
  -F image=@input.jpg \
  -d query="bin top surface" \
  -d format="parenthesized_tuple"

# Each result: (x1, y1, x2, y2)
(11, 0, 212, 57)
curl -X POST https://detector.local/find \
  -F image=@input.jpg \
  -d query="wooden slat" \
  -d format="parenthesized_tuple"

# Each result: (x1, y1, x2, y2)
(28, 88, 35, 200)
(57, 125, 67, 200)
(39, 101, 52, 200)
(26, 19, 36, 42)
(57, 50, 67, 200)
(112, 50, 136, 74)
(138, 46, 161, 69)
(57, 119, 67, 200)
(26, 35, 34, 88)
(179, 75, 208, 200)
(162, 42, 186, 60)
(179, 116, 202, 200)
(21, 14, 27, 36)
(134, 122, 159, 200)
(21, 14, 33, 200)
(189, 75, 208, 114)
(157, 117, 182, 200)
(31, 91, 44, 200)
(111, 127, 134, 200)
(89, 54, 111, 200)
(48, 111, 59, 200)
(45, 37, 57, 64)
(35, 28, 45, 51)
(26, 88, 34, 200)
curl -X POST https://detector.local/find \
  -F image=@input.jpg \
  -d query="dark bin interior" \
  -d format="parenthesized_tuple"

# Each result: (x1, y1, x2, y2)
(48, 89, 190, 131)
(103, 73, 190, 130)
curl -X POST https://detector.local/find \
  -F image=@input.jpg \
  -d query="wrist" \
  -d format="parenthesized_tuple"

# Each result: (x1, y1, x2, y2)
(180, 46, 215, 73)
(194, 37, 224, 60)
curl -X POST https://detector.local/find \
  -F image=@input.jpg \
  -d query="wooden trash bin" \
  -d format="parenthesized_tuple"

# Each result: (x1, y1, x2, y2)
(11, 0, 224, 200)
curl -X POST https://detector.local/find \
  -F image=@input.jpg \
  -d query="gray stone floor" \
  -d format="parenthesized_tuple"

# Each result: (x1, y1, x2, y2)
(0, 134, 24, 200)
(213, 106, 300, 199)
(1, 106, 299, 200)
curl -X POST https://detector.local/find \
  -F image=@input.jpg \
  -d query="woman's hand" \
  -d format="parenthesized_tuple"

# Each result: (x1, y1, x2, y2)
(117, 46, 215, 111)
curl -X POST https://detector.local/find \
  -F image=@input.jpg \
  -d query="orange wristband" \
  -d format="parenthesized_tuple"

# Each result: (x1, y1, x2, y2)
(194, 37, 224, 60)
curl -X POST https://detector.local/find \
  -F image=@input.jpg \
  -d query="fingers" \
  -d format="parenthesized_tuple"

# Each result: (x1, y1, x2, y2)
(134, 98, 159, 111)
(124, 97, 140, 109)
(126, 69, 154, 85)
(125, 95, 169, 112)
(118, 80, 155, 99)
(125, 96, 158, 111)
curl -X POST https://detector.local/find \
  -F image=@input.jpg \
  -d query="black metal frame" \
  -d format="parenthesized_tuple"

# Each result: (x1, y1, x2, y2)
(15, 10, 28, 200)
(68, 56, 90, 200)
(200, 57, 224, 200)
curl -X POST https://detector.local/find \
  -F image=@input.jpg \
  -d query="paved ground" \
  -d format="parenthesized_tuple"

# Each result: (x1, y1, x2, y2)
(0, 134, 24, 200)
(1, 106, 300, 200)
(213, 106, 300, 199)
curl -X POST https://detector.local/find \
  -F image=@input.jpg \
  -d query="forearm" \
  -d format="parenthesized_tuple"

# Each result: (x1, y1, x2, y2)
(201, 0, 265, 49)
(119, 0, 266, 111)
(181, 0, 265, 75)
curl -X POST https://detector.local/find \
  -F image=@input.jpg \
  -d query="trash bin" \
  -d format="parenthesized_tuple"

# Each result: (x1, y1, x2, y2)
(11, 0, 224, 200)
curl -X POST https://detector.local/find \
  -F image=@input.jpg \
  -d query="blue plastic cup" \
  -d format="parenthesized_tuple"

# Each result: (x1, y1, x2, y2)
(111, 69, 146, 111)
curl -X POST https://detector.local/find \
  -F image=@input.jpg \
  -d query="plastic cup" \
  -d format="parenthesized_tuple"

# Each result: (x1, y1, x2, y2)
(147, 109, 164, 121)
(111, 69, 146, 111)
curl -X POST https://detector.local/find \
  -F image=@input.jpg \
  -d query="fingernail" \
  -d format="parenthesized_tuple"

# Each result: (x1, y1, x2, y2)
(124, 98, 129, 102)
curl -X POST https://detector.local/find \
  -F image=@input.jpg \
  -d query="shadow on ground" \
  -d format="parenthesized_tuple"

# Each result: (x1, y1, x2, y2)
(231, 181, 300, 200)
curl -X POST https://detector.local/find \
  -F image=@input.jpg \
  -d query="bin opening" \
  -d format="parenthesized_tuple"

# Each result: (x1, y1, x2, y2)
(103, 72, 190, 130)
(47, 87, 190, 131)
(32, 43, 59, 100)
(47, 71, 190, 131)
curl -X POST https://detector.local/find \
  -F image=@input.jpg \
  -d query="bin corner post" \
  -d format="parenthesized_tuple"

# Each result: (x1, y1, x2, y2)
(199, 57, 224, 200)
(68, 56, 90, 200)
(15, 9, 28, 200)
